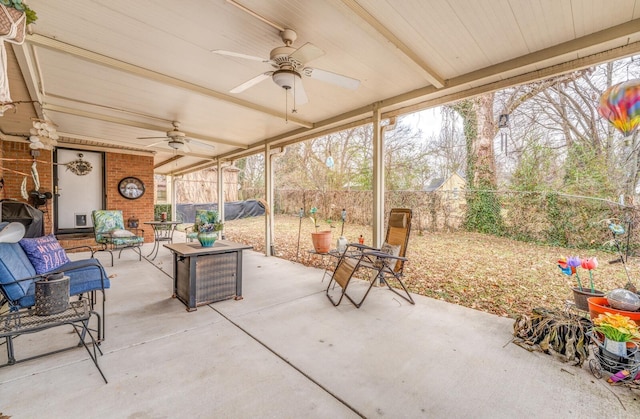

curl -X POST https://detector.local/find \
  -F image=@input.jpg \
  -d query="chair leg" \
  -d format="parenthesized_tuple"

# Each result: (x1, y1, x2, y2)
(117, 245, 142, 261)
(92, 245, 114, 267)
(325, 276, 347, 306)
(325, 256, 374, 308)
(72, 314, 107, 384)
(381, 274, 415, 305)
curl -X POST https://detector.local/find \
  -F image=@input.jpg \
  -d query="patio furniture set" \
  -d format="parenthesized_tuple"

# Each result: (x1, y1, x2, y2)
(0, 208, 416, 383)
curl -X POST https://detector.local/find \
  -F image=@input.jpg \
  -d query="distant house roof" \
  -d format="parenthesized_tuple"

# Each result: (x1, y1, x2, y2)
(424, 178, 445, 192)
(424, 172, 466, 192)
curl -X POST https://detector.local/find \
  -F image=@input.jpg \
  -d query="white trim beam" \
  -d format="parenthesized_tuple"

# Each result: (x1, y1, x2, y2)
(42, 104, 248, 149)
(341, 0, 445, 88)
(27, 34, 314, 129)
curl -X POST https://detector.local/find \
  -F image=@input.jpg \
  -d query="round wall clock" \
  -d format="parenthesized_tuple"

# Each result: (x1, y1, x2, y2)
(118, 177, 145, 200)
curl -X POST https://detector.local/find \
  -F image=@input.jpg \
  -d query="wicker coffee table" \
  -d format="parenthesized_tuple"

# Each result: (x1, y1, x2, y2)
(164, 240, 252, 311)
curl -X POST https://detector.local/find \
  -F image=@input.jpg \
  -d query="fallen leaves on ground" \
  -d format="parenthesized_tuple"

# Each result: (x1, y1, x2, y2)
(223, 215, 639, 318)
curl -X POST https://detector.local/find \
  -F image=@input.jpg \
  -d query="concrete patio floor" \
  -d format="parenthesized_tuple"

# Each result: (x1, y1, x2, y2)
(1, 241, 639, 418)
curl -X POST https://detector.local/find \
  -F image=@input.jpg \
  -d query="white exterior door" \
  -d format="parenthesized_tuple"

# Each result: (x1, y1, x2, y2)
(55, 149, 103, 231)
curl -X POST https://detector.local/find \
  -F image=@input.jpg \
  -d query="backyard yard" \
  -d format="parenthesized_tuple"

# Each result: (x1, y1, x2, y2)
(224, 215, 640, 318)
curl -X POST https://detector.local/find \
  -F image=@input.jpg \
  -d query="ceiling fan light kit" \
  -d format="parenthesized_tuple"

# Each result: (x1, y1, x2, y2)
(167, 140, 184, 150)
(272, 69, 299, 90)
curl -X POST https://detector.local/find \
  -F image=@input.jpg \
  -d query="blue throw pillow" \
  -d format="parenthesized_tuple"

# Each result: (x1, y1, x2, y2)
(18, 234, 70, 275)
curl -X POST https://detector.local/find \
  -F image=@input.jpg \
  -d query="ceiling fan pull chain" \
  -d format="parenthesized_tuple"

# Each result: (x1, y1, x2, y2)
(292, 77, 297, 113)
(285, 90, 288, 124)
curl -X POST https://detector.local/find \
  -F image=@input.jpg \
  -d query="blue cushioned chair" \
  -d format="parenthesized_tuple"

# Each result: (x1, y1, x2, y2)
(0, 222, 110, 340)
(91, 210, 144, 266)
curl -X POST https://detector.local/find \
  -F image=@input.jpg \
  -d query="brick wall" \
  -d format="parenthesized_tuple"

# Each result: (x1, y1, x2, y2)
(0, 142, 54, 233)
(0, 142, 155, 243)
(105, 153, 154, 243)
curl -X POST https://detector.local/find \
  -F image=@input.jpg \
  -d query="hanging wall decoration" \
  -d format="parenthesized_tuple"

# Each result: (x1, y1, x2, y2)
(597, 79, 640, 137)
(28, 118, 59, 149)
(64, 154, 93, 176)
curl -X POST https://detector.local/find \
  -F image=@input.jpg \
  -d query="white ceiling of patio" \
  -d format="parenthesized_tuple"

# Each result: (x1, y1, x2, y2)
(2, 0, 640, 174)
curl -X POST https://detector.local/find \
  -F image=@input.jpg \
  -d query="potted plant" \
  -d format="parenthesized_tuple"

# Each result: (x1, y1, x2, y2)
(592, 312, 640, 357)
(194, 211, 223, 248)
(309, 207, 332, 253)
(0, 0, 37, 44)
(558, 255, 604, 311)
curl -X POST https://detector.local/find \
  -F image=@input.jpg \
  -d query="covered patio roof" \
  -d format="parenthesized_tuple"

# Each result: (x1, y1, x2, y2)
(1, 1, 640, 175)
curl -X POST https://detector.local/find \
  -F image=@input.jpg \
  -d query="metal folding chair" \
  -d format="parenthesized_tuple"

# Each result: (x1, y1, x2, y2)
(325, 208, 415, 308)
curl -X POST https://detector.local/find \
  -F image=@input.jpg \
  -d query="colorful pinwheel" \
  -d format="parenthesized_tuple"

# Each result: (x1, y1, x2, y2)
(558, 256, 584, 290)
(580, 257, 598, 293)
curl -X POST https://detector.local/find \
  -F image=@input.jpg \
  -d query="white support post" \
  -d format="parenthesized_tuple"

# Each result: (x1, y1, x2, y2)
(264, 144, 272, 256)
(372, 105, 384, 248)
(217, 160, 225, 238)
(170, 175, 177, 221)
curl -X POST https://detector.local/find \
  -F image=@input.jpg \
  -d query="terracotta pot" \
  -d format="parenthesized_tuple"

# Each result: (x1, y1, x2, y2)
(572, 287, 605, 311)
(587, 297, 640, 322)
(311, 230, 332, 253)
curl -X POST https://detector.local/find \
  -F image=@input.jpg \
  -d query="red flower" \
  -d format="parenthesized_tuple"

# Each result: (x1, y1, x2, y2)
(581, 257, 598, 270)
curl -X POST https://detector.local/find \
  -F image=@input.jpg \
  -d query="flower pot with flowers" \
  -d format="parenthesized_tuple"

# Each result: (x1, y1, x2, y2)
(0, 0, 36, 44)
(309, 207, 332, 253)
(193, 211, 223, 248)
(558, 256, 605, 311)
(590, 312, 640, 378)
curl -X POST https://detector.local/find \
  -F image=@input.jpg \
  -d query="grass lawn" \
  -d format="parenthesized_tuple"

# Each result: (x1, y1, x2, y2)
(224, 215, 639, 318)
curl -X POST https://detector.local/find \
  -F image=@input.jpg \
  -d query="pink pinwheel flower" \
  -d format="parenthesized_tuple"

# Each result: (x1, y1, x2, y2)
(581, 257, 598, 271)
(580, 257, 598, 292)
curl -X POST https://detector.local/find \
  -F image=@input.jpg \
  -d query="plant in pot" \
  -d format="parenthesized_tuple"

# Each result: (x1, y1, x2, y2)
(0, 1, 37, 44)
(558, 256, 604, 311)
(309, 206, 332, 254)
(194, 211, 223, 248)
(592, 312, 640, 377)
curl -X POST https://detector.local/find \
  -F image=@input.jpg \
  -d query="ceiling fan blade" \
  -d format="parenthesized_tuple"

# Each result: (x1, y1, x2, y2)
(212, 49, 272, 64)
(292, 76, 308, 106)
(289, 42, 325, 65)
(186, 138, 216, 150)
(138, 136, 167, 140)
(304, 67, 360, 90)
(145, 140, 167, 148)
(230, 72, 273, 93)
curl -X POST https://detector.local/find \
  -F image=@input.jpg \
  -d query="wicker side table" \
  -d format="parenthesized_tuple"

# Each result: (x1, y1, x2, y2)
(165, 240, 253, 311)
(0, 299, 107, 383)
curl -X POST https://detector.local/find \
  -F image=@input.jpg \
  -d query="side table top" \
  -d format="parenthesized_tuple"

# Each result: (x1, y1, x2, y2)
(144, 221, 181, 226)
(164, 240, 253, 256)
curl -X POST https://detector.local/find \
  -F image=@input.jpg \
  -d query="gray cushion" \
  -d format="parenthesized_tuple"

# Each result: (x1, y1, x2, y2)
(375, 242, 401, 268)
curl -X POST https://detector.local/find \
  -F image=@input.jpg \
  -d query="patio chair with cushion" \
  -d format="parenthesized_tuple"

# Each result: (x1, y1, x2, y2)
(91, 210, 144, 266)
(0, 222, 110, 340)
(326, 208, 415, 308)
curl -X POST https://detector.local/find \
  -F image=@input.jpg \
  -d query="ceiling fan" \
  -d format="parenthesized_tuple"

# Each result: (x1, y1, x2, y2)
(212, 29, 360, 106)
(139, 121, 215, 152)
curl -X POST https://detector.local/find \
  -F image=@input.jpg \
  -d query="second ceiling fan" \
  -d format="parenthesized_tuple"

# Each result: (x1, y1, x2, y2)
(213, 28, 360, 106)
(138, 121, 215, 153)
